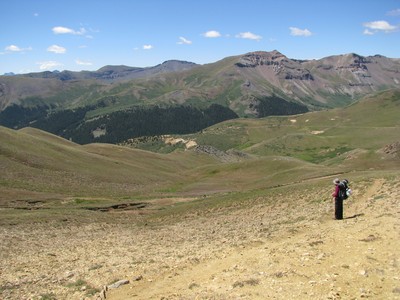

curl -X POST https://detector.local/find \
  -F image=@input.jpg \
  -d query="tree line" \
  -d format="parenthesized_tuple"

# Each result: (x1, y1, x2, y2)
(0, 103, 238, 144)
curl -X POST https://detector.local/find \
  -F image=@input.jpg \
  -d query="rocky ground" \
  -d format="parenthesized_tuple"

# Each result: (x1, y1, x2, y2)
(0, 177, 399, 300)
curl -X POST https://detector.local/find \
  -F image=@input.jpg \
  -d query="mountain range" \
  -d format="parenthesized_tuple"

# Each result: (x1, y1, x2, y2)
(1, 67, 399, 300)
(0, 50, 399, 144)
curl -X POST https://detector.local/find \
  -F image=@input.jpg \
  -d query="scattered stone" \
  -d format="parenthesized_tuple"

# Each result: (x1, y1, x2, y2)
(359, 234, 379, 242)
(98, 288, 107, 300)
(108, 279, 130, 289)
(133, 275, 143, 281)
(359, 270, 368, 277)
(188, 282, 199, 289)
(341, 264, 350, 269)
(309, 240, 324, 247)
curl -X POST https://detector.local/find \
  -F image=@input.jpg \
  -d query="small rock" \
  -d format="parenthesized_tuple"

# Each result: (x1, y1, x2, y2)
(359, 270, 368, 277)
(133, 275, 143, 281)
(108, 279, 129, 289)
(189, 282, 199, 289)
(341, 264, 350, 269)
(99, 289, 106, 300)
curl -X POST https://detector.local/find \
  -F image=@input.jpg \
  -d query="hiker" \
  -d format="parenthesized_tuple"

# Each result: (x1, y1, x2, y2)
(332, 178, 343, 220)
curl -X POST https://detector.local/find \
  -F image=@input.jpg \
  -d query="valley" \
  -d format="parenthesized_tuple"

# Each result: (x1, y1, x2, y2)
(0, 89, 399, 299)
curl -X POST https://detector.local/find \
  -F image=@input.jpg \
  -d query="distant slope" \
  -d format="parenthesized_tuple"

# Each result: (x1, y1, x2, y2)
(16, 60, 198, 82)
(1, 51, 399, 115)
(145, 89, 400, 169)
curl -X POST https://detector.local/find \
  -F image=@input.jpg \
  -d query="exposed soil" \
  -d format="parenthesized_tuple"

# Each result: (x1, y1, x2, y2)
(0, 177, 399, 300)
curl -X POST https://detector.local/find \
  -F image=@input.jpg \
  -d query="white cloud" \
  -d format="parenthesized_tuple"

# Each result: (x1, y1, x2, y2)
(47, 44, 66, 54)
(202, 30, 221, 38)
(52, 26, 87, 35)
(37, 61, 63, 70)
(363, 29, 374, 35)
(177, 37, 192, 45)
(5, 45, 32, 52)
(75, 59, 92, 66)
(5, 45, 22, 52)
(363, 20, 397, 34)
(387, 8, 400, 16)
(289, 27, 312, 37)
(235, 32, 262, 41)
(143, 44, 153, 50)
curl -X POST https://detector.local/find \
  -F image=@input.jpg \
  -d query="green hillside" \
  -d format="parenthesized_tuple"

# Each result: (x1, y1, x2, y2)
(0, 126, 216, 207)
(167, 89, 400, 168)
(0, 89, 398, 215)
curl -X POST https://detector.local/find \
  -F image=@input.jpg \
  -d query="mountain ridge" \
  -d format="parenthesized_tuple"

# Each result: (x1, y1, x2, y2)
(10, 59, 198, 82)
(0, 50, 399, 144)
(1, 50, 399, 112)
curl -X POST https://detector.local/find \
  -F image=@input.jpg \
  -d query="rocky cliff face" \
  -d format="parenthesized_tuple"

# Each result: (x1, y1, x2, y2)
(236, 51, 314, 81)
(235, 51, 400, 106)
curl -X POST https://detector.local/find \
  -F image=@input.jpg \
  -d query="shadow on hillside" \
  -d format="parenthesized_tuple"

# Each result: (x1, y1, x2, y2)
(344, 213, 365, 219)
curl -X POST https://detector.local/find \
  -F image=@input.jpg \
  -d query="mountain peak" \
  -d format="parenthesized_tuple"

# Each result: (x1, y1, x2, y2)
(236, 50, 288, 68)
(156, 60, 198, 72)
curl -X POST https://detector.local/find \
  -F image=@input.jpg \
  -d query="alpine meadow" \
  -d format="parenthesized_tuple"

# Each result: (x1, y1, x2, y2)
(1, 50, 399, 299)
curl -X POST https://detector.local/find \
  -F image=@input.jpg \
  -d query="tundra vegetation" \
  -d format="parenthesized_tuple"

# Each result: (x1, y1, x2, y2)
(0, 89, 399, 299)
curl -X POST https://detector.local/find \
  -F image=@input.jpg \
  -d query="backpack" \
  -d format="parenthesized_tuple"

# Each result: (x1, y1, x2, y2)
(338, 179, 351, 200)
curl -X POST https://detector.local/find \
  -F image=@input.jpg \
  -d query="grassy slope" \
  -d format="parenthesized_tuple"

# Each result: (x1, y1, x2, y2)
(183, 89, 400, 167)
(0, 126, 215, 205)
(0, 89, 398, 214)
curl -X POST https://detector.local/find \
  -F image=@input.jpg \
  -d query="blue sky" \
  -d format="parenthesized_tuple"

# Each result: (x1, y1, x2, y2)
(1, 0, 399, 74)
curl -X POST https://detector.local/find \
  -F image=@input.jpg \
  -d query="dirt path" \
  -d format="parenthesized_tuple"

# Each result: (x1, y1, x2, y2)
(107, 178, 400, 299)
(1, 178, 398, 299)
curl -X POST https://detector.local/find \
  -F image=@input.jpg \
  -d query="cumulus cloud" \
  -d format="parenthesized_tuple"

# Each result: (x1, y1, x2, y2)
(143, 44, 153, 50)
(5, 45, 32, 52)
(52, 26, 87, 35)
(37, 61, 63, 70)
(363, 20, 397, 34)
(177, 37, 192, 45)
(75, 59, 92, 66)
(236, 32, 262, 41)
(5, 45, 22, 52)
(202, 30, 221, 38)
(47, 44, 66, 54)
(289, 27, 312, 37)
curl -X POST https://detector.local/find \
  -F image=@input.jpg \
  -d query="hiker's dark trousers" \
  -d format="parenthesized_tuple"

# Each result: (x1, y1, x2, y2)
(335, 197, 343, 220)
